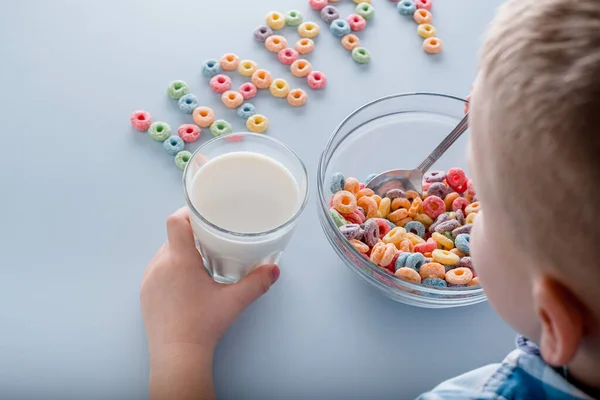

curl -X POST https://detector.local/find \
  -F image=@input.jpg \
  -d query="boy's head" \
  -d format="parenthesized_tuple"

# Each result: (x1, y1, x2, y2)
(469, 0, 600, 374)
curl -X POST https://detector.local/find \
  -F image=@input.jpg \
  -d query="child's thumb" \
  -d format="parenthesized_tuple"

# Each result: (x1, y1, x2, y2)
(227, 265, 280, 312)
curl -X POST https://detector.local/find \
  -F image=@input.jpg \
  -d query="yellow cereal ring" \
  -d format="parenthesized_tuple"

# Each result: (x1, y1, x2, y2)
(395, 267, 421, 284)
(432, 232, 454, 250)
(238, 60, 259, 77)
(417, 23, 436, 38)
(266, 11, 285, 30)
(415, 213, 434, 227)
(270, 79, 290, 98)
(383, 227, 407, 248)
(406, 232, 426, 245)
(432, 249, 460, 265)
(465, 202, 480, 215)
(298, 22, 320, 38)
(378, 197, 391, 218)
(466, 212, 477, 225)
(246, 114, 269, 133)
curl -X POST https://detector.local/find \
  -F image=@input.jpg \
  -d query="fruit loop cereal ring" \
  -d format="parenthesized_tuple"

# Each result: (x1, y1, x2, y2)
(330, 19, 351, 37)
(373, 218, 392, 239)
(209, 120, 233, 137)
(270, 79, 291, 98)
(330, 172, 345, 193)
(429, 213, 449, 233)
(296, 38, 315, 55)
(167, 80, 189, 100)
(452, 224, 472, 237)
(192, 107, 215, 128)
(177, 124, 201, 143)
(305, 71, 326, 90)
(456, 209, 465, 225)
(398, 0, 416, 15)
(432, 249, 460, 266)
(246, 114, 269, 133)
(178, 94, 199, 114)
(201, 60, 221, 77)
(342, 34, 360, 51)
(266, 11, 285, 30)
(291, 59, 312, 78)
(415, 213, 434, 227)
(239, 83, 258, 100)
(388, 208, 409, 225)
(391, 198, 411, 211)
(451, 248, 466, 258)
(332, 191, 358, 214)
(237, 60, 258, 77)
(444, 192, 460, 210)
(468, 277, 481, 287)
(419, 262, 445, 280)
(452, 197, 470, 213)
(383, 227, 407, 247)
(405, 221, 425, 238)
(309, 0, 328, 10)
(455, 234, 471, 254)
(344, 177, 360, 194)
(251, 69, 273, 89)
(356, 2, 375, 19)
(465, 202, 480, 215)
(352, 47, 371, 64)
(408, 197, 422, 218)
(343, 209, 366, 225)
(148, 122, 171, 142)
(414, 8, 432, 24)
(130, 111, 152, 132)
(266, 35, 288, 53)
(163, 135, 185, 156)
(370, 242, 398, 267)
(387, 189, 406, 199)
(286, 10, 304, 26)
(298, 22, 320, 39)
(406, 232, 425, 246)
(422, 277, 447, 288)
(423, 37, 443, 54)
(347, 14, 366, 32)
(395, 252, 410, 270)
(418, 24, 436, 39)
(422, 196, 446, 219)
(424, 170, 446, 183)
(321, 6, 340, 24)
(330, 209, 348, 227)
(339, 224, 364, 241)
(174, 151, 192, 171)
(220, 53, 240, 71)
(362, 219, 380, 247)
(432, 232, 454, 250)
(237, 103, 256, 120)
(416, 0, 432, 10)
(209, 74, 232, 94)
(357, 188, 374, 200)
(434, 220, 460, 234)
(221, 91, 244, 109)
(278, 48, 300, 65)
(254, 25, 274, 42)
(287, 89, 308, 107)
(465, 213, 477, 225)
(415, 240, 437, 254)
(350, 239, 369, 254)
(427, 182, 448, 199)
(446, 268, 473, 287)
(395, 267, 421, 284)
(406, 253, 426, 271)
(378, 197, 392, 218)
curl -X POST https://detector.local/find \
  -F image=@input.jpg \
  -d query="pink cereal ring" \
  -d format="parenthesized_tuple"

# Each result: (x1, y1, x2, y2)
(452, 197, 470, 212)
(130, 110, 152, 132)
(447, 167, 468, 193)
(307, 71, 327, 90)
(373, 218, 392, 239)
(346, 14, 366, 32)
(177, 124, 201, 143)
(422, 196, 446, 219)
(209, 74, 232, 94)
(342, 209, 366, 225)
(239, 82, 258, 100)
(278, 48, 299, 65)
(309, 0, 328, 11)
(415, 0, 432, 10)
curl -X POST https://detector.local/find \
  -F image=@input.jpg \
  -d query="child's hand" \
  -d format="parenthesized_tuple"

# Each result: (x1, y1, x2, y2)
(141, 207, 280, 400)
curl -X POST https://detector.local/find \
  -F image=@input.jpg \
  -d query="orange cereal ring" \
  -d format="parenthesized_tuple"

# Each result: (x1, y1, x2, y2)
(287, 88, 308, 107)
(291, 59, 312, 78)
(344, 177, 360, 195)
(357, 188, 374, 200)
(406, 232, 426, 245)
(423, 37, 443, 54)
(397, 217, 413, 228)
(399, 239, 414, 253)
(392, 197, 411, 211)
(192, 106, 215, 128)
(221, 91, 244, 109)
(295, 38, 315, 54)
(332, 190, 358, 214)
(388, 208, 409, 225)
(444, 192, 460, 211)
(251, 69, 273, 89)
(350, 239, 369, 254)
(383, 227, 407, 248)
(265, 35, 288, 53)
(465, 202, 480, 214)
(237, 60, 259, 77)
(395, 267, 422, 284)
(358, 196, 378, 219)
(419, 263, 445, 280)
(406, 190, 421, 202)
(432, 249, 460, 265)
(341, 34, 360, 51)
(220, 53, 240, 71)
(408, 197, 422, 218)
(415, 213, 434, 227)
(468, 277, 481, 287)
(446, 267, 474, 286)
(413, 9, 432, 24)
(370, 242, 398, 267)
(450, 248, 466, 258)
(378, 197, 391, 218)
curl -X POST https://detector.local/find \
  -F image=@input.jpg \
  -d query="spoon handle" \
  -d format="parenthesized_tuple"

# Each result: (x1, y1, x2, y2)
(417, 113, 469, 174)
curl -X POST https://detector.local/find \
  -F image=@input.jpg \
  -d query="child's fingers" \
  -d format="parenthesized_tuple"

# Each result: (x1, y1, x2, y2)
(224, 265, 280, 314)
(166, 207, 198, 255)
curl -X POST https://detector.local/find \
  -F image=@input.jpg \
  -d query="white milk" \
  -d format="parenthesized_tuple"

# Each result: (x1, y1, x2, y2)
(188, 151, 300, 283)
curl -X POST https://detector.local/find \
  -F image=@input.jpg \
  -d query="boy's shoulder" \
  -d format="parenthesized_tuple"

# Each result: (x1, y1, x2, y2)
(416, 337, 594, 400)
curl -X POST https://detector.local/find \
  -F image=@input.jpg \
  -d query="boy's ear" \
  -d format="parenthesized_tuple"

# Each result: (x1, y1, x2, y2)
(533, 276, 585, 366)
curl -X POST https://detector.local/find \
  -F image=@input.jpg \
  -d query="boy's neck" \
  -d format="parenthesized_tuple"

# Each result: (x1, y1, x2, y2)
(567, 357, 600, 399)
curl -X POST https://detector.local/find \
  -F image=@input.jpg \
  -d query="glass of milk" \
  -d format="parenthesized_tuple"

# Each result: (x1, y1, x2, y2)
(183, 132, 309, 284)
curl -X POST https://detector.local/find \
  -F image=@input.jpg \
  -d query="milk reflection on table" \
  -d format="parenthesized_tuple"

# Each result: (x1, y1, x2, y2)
(187, 149, 304, 284)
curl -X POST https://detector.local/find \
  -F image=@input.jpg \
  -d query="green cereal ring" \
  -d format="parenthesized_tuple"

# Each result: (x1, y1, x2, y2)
(175, 151, 192, 171)
(209, 120, 233, 137)
(356, 2, 375, 20)
(167, 80, 189, 100)
(330, 208, 348, 227)
(352, 47, 371, 64)
(148, 121, 171, 142)
(285, 10, 303, 26)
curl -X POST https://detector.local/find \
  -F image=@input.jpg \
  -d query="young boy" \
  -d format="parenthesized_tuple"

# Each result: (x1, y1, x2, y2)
(141, 0, 600, 398)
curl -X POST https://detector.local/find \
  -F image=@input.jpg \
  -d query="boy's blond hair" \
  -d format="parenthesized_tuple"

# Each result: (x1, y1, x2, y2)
(476, 0, 600, 306)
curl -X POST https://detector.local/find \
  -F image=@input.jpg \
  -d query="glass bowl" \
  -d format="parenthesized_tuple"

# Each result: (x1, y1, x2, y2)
(317, 93, 486, 308)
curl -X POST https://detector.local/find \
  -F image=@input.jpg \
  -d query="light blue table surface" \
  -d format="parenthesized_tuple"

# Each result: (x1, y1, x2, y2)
(0, 0, 514, 398)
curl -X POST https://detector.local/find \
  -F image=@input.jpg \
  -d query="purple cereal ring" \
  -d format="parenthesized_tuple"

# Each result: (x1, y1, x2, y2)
(386, 189, 406, 199)
(340, 224, 364, 241)
(434, 220, 461, 234)
(427, 182, 449, 199)
(363, 219, 380, 248)
(459, 256, 475, 275)
(452, 224, 473, 237)
(429, 213, 449, 233)
(424, 170, 446, 183)
(456, 209, 465, 225)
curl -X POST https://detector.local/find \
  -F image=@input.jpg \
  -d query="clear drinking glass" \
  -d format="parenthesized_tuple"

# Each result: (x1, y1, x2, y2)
(183, 132, 309, 284)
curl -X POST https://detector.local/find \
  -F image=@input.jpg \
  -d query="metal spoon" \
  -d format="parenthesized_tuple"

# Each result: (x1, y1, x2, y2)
(366, 114, 469, 196)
